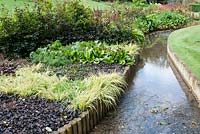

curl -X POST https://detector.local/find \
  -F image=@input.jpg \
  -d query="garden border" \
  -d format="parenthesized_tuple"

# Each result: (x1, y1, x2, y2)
(53, 24, 200, 134)
(53, 56, 140, 134)
(167, 39, 200, 107)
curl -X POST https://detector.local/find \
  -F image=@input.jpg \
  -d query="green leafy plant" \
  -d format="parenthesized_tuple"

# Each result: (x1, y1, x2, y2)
(190, 2, 200, 12)
(135, 11, 187, 33)
(30, 41, 139, 66)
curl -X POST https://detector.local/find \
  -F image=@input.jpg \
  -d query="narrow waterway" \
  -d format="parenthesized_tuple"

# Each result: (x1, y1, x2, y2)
(91, 32, 200, 134)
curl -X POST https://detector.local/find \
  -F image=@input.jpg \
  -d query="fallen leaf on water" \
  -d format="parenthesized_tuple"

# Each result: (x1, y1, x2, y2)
(191, 121, 197, 126)
(161, 107, 169, 112)
(157, 121, 170, 126)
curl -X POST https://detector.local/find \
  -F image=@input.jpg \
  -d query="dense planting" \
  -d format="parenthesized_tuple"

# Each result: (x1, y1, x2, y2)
(0, 1, 95, 57)
(0, 65, 126, 111)
(190, 2, 200, 12)
(0, 0, 196, 133)
(73, 72, 126, 110)
(0, 0, 144, 57)
(30, 41, 139, 66)
(135, 11, 187, 33)
(0, 65, 85, 101)
(0, 0, 189, 58)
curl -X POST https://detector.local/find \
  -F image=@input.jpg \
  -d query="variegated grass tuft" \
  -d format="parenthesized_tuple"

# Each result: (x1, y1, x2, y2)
(72, 72, 127, 111)
(0, 64, 85, 101)
(0, 64, 127, 111)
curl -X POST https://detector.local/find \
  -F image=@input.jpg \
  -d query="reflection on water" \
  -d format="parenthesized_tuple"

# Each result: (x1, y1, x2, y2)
(91, 32, 200, 134)
(143, 33, 169, 68)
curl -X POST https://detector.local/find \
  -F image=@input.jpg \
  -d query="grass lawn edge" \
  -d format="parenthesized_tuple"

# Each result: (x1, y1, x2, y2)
(168, 26, 200, 107)
(168, 25, 200, 80)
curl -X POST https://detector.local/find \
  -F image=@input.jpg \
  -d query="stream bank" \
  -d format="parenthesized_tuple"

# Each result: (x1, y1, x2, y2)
(90, 32, 200, 134)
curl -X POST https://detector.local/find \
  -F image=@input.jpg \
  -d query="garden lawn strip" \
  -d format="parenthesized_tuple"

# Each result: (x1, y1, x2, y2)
(0, 93, 80, 134)
(169, 25, 200, 79)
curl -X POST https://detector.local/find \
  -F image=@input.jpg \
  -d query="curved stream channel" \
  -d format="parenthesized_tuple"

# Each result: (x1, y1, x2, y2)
(91, 32, 200, 134)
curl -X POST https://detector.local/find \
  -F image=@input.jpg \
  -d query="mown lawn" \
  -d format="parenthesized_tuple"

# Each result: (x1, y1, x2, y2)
(0, 0, 110, 10)
(0, 0, 32, 10)
(81, 0, 111, 10)
(169, 25, 200, 79)
(0, 0, 135, 11)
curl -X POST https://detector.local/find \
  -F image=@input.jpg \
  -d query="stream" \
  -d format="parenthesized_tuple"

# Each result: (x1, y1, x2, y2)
(90, 32, 200, 134)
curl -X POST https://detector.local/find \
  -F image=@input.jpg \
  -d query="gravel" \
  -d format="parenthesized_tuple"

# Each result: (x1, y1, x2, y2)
(0, 93, 80, 134)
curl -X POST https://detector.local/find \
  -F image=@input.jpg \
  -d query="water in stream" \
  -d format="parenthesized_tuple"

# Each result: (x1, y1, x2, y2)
(91, 32, 200, 134)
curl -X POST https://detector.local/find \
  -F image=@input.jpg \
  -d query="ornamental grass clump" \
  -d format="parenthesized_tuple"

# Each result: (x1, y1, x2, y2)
(73, 72, 127, 110)
(0, 65, 127, 111)
(0, 64, 85, 101)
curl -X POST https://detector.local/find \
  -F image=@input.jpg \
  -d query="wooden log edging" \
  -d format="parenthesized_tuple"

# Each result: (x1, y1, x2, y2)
(53, 56, 139, 134)
(167, 40, 200, 107)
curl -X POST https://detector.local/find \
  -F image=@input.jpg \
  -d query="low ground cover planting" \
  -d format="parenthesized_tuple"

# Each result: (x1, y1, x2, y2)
(0, 63, 128, 133)
(169, 25, 200, 79)
(0, 0, 198, 133)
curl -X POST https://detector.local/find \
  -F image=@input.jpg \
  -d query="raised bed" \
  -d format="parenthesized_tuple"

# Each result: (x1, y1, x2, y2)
(53, 56, 140, 134)
(0, 56, 139, 134)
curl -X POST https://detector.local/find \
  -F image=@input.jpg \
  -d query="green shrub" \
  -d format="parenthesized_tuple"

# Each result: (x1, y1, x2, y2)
(0, 0, 144, 57)
(135, 11, 187, 33)
(30, 41, 139, 66)
(98, 22, 144, 43)
(0, 0, 95, 57)
(93, 9, 145, 43)
(190, 2, 200, 12)
(156, 11, 187, 29)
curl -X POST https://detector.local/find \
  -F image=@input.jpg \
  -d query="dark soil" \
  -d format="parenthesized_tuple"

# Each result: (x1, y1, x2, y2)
(49, 63, 126, 80)
(0, 55, 125, 133)
(0, 55, 28, 76)
(0, 93, 79, 134)
(0, 64, 16, 76)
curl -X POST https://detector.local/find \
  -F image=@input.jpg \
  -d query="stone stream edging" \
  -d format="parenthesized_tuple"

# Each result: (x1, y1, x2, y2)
(53, 56, 139, 134)
(167, 40, 200, 107)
